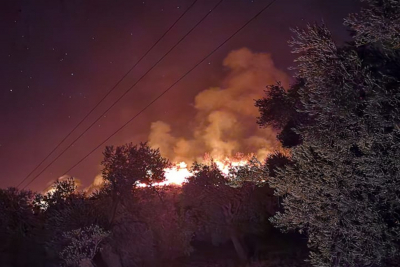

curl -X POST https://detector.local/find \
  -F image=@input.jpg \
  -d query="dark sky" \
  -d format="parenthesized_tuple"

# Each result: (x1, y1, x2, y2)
(0, 0, 360, 191)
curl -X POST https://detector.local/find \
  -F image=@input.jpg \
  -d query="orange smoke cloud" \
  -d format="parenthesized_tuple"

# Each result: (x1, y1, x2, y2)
(149, 48, 289, 163)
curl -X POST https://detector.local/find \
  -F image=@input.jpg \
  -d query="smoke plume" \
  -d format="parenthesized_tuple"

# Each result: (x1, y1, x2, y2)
(149, 48, 289, 163)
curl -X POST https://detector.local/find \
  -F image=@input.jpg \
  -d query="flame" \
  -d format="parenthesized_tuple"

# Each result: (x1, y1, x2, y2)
(164, 161, 192, 185)
(137, 161, 192, 187)
(46, 157, 253, 192)
(137, 156, 250, 188)
(214, 158, 249, 176)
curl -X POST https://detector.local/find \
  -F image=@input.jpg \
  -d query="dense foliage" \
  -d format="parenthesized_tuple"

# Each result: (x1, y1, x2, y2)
(256, 0, 400, 266)
(59, 225, 109, 267)
(181, 162, 277, 261)
(0, 143, 303, 267)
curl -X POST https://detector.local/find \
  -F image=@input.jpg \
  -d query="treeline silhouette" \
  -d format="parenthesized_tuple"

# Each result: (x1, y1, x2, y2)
(0, 144, 309, 267)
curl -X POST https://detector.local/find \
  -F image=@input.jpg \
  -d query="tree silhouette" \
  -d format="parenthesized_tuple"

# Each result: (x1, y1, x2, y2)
(101, 142, 169, 224)
(258, 1, 400, 266)
(255, 81, 307, 148)
(182, 162, 277, 262)
(59, 224, 109, 267)
(0, 187, 39, 266)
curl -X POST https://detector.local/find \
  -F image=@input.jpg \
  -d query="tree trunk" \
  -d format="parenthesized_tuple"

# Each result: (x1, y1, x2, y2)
(230, 230, 247, 262)
(109, 196, 120, 224)
(79, 258, 95, 267)
(100, 244, 123, 267)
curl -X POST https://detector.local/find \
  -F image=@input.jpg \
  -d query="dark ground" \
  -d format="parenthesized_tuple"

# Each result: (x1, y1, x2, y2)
(143, 229, 311, 267)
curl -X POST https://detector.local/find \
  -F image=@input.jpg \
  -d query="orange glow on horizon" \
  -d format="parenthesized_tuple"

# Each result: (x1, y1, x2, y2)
(47, 155, 255, 192)
(137, 156, 250, 188)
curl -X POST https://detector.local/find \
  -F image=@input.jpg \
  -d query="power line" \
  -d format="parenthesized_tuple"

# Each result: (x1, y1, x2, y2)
(21, 0, 224, 190)
(16, 0, 198, 189)
(53, 0, 278, 184)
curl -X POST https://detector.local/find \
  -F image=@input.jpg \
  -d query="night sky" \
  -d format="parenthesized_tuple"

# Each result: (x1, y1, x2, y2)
(1, 0, 361, 191)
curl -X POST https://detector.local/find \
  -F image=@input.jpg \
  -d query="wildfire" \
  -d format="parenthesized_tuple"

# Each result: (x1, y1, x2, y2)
(164, 161, 193, 185)
(138, 156, 251, 187)
(214, 158, 249, 176)
(137, 161, 193, 187)
(45, 156, 255, 193)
